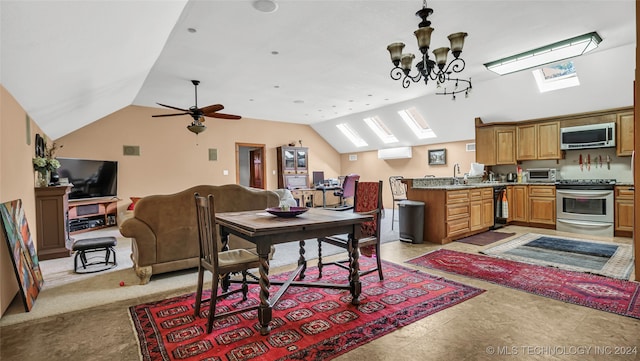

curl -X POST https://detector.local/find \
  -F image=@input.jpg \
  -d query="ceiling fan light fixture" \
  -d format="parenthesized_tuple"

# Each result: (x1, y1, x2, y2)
(187, 123, 206, 134)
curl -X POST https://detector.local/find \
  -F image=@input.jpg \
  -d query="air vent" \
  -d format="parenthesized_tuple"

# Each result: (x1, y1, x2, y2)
(208, 148, 218, 161)
(466, 143, 476, 152)
(123, 145, 140, 156)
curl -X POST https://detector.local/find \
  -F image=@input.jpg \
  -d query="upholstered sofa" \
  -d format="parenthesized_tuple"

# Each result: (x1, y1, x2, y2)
(119, 184, 279, 284)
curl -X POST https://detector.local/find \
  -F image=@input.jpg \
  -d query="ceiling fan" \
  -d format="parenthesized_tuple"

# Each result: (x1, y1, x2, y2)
(152, 80, 241, 134)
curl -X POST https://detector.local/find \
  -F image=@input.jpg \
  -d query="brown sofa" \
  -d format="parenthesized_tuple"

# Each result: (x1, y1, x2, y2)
(119, 184, 279, 284)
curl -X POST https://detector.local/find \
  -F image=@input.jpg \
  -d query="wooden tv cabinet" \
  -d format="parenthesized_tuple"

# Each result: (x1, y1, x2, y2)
(68, 197, 118, 234)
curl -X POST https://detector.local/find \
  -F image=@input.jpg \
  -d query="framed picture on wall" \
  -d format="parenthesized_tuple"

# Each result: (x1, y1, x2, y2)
(428, 148, 446, 165)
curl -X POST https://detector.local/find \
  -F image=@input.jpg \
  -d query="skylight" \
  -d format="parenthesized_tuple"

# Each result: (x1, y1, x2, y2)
(336, 123, 368, 147)
(364, 116, 398, 144)
(397, 107, 436, 139)
(532, 61, 580, 93)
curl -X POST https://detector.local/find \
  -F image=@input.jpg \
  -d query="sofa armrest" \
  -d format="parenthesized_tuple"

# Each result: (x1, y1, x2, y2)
(119, 218, 157, 266)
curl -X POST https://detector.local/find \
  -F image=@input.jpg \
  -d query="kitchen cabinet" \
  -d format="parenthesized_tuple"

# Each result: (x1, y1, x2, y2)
(277, 146, 309, 189)
(470, 188, 494, 231)
(475, 125, 516, 165)
(403, 180, 495, 244)
(616, 111, 634, 156)
(615, 185, 634, 236)
(517, 121, 560, 160)
(511, 185, 528, 222)
(528, 185, 556, 225)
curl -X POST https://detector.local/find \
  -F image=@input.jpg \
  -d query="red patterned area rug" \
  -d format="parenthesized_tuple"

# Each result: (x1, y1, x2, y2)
(407, 249, 640, 319)
(129, 259, 484, 361)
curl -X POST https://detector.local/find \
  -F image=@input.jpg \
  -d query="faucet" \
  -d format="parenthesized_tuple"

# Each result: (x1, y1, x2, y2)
(453, 163, 461, 184)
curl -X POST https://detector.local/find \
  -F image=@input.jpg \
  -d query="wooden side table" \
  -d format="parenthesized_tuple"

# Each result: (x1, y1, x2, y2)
(34, 185, 72, 260)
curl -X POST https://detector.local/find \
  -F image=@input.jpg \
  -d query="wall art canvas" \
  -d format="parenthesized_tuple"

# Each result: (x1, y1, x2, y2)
(428, 148, 446, 165)
(0, 199, 44, 311)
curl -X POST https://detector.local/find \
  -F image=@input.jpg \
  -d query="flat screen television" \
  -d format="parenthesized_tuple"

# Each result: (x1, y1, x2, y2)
(56, 158, 118, 200)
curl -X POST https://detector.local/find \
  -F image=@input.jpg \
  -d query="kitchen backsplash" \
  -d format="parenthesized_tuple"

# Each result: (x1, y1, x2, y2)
(491, 147, 633, 183)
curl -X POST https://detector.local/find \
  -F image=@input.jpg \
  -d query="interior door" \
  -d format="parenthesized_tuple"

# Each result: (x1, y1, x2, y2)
(250, 149, 263, 189)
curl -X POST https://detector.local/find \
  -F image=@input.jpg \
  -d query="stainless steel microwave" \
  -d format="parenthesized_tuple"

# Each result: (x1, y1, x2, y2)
(560, 122, 615, 150)
(526, 168, 557, 183)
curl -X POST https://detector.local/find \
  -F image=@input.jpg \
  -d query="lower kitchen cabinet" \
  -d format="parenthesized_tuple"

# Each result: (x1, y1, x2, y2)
(511, 186, 528, 222)
(528, 185, 556, 225)
(615, 185, 634, 237)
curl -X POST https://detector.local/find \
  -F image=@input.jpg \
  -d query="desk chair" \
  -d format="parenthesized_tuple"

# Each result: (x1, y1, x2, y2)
(193, 193, 261, 334)
(332, 173, 360, 210)
(389, 176, 407, 230)
(317, 180, 384, 280)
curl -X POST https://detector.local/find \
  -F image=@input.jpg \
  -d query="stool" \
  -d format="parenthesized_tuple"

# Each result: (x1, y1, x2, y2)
(72, 237, 117, 273)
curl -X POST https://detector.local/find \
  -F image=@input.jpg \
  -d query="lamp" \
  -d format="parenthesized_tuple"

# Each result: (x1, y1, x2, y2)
(484, 32, 602, 76)
(187, 120, 206, 134)
(386, 0, 471, 99)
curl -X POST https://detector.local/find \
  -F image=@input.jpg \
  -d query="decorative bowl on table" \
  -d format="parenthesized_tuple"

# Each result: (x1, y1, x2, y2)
(265, 207, 309, 218)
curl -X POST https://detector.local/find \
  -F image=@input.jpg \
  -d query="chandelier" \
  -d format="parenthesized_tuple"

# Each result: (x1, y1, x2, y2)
(386, 0, 472, 99)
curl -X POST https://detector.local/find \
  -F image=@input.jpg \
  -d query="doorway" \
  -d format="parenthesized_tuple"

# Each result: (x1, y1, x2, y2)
(236, 143, 266, 189)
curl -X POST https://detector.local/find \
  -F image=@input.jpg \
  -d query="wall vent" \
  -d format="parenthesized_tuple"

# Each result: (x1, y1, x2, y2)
(123, 145, 140, 156)
(208, 148, 218, 161)
(466, 143, 476, 152)
(348, 154, 358, 161)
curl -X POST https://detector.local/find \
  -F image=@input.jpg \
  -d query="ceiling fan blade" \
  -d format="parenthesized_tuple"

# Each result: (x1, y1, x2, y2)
(152, 112, 190, 117)
(157, 102, 190, 112)
(208, 113, 242, 120)
(200, 104, 224, 114)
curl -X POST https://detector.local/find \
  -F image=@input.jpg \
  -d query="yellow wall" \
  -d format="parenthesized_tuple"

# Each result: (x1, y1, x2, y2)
(0, 85, 47, 315)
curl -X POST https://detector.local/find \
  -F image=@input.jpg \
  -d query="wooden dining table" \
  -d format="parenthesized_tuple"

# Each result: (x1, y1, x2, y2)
(215, 207, 372, 335)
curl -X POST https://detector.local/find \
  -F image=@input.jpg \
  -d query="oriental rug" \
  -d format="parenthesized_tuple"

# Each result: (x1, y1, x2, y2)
(455, 231, 516, 246)
(406, 249, 640, 319)
(480, 233, 634, 279)
(129, 259, 484, 361)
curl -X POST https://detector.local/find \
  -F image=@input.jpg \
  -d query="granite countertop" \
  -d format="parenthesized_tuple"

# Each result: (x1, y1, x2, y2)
(409, 177, 556, 190)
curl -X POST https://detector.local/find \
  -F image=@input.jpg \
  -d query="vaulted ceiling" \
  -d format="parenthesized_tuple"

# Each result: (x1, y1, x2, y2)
(1, 1, 636, 154)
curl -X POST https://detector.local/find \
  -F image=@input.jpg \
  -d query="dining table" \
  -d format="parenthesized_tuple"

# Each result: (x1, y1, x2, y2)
(215, 207, 372, 335)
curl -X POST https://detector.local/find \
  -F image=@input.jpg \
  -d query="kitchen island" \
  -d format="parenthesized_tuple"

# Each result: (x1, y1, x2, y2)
(403, 177, 496, 244)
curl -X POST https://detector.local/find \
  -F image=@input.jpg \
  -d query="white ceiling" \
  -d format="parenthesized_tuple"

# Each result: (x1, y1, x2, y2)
(1, 1, 636, 154)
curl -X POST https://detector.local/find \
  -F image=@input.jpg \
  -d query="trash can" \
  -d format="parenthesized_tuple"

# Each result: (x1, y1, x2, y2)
(398, 200, 424, 244)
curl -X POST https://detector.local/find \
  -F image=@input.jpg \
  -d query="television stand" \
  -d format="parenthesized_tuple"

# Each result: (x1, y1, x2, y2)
(68, 197, 119, 235)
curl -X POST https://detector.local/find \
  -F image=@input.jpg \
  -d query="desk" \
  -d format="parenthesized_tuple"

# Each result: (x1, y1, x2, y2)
(314, 185, 341, 207)
(216, 208, 371, 335)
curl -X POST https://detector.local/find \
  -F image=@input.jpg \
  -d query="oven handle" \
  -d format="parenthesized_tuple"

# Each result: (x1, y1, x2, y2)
(556, 219, 613, 228)
(556, 190, 613, 198)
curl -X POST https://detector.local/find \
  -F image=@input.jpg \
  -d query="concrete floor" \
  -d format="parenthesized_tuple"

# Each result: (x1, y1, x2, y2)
(1, 222, 639, 361)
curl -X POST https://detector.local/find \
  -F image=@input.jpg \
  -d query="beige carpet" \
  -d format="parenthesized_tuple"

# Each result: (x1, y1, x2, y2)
(0, 228, 203, 327)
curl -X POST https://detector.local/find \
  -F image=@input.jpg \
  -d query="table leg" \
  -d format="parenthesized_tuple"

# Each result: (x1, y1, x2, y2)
(322, 189, 327, 207)
(298, 239, 307, 280)
(256, 244, 272, 335)
(220, 228, 231, 292)
(348, 234, 361, 305)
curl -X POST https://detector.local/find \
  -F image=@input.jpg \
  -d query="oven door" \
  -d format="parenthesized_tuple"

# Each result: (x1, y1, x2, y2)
(556, 189, 614, 223)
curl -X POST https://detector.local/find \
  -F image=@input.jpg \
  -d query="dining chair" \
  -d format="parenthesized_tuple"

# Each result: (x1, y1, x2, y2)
(332, 173, 360, 210)
(317, 180, 384, 280)
(389, 176, 407, 230)
(193, 192, 261, 334)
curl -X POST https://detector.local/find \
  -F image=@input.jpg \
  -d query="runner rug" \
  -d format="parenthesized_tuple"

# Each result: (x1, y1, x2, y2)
(480, 233, 634, 279)
(455, 231, 516, 246)
(406, 249, 640, 319)
(129, 259, 484, 361)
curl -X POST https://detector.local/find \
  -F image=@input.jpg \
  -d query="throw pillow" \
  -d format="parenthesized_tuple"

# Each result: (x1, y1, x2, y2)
(127, 197, 141, 211)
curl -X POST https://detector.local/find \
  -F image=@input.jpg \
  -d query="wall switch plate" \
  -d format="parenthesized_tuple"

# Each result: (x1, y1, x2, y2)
(223, 170, 229, 176)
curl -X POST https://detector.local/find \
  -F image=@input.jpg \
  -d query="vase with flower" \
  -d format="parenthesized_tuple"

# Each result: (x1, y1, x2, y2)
(32, 142, 62, 187)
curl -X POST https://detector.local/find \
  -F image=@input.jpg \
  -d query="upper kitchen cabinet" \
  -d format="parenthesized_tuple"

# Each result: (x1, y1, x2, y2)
(616, 111, 634, 156)
(517, 121, 561, 160)
(475, 119, 516, 165)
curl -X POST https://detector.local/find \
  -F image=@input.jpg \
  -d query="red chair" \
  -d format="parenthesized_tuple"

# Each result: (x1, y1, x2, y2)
(317, 180, 384, 280)
(331, 173, 360, 210)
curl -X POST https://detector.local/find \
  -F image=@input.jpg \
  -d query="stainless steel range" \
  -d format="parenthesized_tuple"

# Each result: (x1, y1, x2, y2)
(555, 179, 615, 237)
